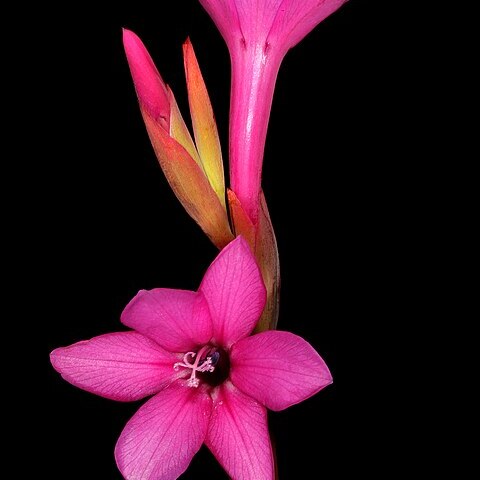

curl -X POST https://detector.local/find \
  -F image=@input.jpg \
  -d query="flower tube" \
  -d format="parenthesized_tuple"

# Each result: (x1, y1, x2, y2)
(200, 0, 348, 223)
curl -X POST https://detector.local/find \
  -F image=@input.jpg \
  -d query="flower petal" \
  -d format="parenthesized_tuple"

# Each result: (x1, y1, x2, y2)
(206, 382, 273, 480)
(269, 0, 348, 54)
(199, 236, 266, 347)
(50, 332, 179, 401)
(199, 0, 347, 55)
(115, 383, 212, 480)
(121, 289, 213, 352)
(230, 331, 333, 411)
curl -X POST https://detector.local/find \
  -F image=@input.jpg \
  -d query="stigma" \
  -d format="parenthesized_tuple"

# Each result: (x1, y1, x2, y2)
(174, 345, 216, 388)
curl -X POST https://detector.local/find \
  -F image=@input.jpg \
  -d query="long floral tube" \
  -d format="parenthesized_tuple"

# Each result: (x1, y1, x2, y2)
(200, 0, 348, 223)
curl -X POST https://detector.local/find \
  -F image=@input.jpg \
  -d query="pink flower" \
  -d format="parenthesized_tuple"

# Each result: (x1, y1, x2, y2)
(199, 0, 348, 223)
(50, 237, 332, 480)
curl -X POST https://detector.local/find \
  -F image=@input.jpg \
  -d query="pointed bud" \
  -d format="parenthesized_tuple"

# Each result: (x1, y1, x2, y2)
(123, 28, 170, 131)
(123, 29, 233, 248)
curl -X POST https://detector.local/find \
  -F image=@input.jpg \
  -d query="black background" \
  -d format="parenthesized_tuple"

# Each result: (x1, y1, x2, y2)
(40, 1, 403, 478)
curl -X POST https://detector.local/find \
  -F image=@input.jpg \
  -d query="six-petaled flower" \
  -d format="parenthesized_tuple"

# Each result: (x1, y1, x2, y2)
(51, 237, 332, 480)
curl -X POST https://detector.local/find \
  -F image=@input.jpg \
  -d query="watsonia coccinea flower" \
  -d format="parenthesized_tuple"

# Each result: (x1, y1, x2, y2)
(199, 0, 348, 223)
(123, 29, 233, 248)
(50, 237, 332, 480)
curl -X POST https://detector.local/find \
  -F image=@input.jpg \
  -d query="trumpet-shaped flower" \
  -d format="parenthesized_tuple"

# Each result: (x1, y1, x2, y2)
(123, 29, 233, 248)
(200, 0, 348, 223)
(51, 237, 332, 480)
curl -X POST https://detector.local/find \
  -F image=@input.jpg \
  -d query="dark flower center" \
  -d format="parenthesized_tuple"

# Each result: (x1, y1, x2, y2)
(173, 345, 230, 388)
(198, 347, 230, 387)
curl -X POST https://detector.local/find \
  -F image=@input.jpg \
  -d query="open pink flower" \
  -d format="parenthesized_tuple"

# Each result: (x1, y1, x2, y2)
(200, 0, 348, 223)
(50, 237, 332, 480)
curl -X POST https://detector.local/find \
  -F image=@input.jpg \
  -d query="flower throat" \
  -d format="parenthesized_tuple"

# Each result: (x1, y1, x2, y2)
(174, 345, 230, 388)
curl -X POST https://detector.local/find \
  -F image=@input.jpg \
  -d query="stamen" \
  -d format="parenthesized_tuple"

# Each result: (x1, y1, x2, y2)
(173, 345, 215, 388)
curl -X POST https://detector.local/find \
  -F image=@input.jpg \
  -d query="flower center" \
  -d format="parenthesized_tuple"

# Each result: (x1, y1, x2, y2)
(174, 345, 229, 388)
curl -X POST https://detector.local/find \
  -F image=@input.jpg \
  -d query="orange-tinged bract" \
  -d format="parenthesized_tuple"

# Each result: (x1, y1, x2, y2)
(184, 39, 226, 209)
(123, 29, 233, 248)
